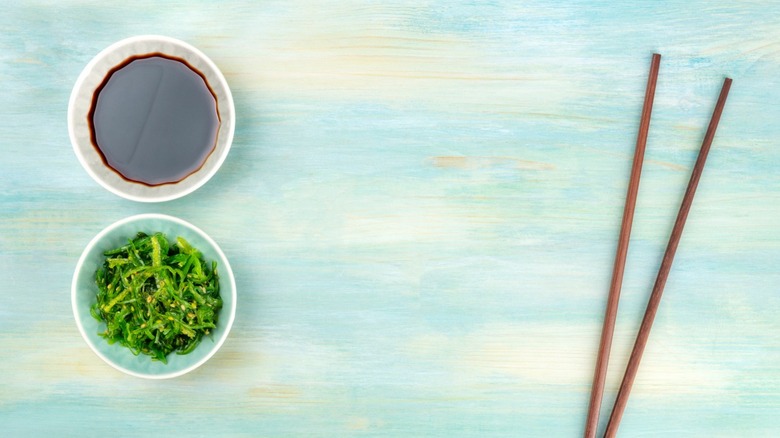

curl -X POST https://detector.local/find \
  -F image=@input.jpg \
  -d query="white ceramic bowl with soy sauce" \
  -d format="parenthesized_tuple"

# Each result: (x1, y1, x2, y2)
(68, 35, 235, 202)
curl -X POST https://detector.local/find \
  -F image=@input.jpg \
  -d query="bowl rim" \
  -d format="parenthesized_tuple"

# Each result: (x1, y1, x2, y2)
(67, 35, 236, 203)
(71, 213, 237, 379)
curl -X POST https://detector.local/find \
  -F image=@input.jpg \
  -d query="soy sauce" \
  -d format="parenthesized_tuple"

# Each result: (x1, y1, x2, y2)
(89, 54, 220, 186)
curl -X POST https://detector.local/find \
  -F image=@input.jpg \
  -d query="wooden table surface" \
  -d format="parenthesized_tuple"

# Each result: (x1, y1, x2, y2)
(2, 2, 778, 436)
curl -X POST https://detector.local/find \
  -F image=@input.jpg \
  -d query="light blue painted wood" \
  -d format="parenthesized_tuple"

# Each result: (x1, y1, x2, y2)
(1, 1, 778, 436)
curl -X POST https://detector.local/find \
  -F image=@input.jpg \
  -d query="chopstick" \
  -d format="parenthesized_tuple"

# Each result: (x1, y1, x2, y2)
(583, 53, 661, 438)
(603, 77, 732, 437)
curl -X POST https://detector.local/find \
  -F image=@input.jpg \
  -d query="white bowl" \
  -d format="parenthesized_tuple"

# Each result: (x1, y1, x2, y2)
(72, 214, 237, 378)
(68, 35, 235, 202)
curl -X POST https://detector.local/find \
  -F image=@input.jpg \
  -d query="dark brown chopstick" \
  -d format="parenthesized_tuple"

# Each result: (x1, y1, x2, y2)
(583, 53, 661, 438)
(603, 77, 732, 438)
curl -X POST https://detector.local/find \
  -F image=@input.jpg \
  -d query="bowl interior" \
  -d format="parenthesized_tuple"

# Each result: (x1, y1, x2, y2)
(72, 214, 236, 378)
(68, 36, 235, 202)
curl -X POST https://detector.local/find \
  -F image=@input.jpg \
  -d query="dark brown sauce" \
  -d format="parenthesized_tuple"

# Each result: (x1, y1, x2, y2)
(88, 53, 221, 187)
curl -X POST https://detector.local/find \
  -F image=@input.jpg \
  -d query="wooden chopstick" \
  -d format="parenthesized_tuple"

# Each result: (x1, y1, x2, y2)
(603, 77, 732, 437)
(583, 53, 661, 438)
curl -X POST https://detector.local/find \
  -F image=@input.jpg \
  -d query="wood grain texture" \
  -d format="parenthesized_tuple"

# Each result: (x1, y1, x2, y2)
(1, 1, 778, 436)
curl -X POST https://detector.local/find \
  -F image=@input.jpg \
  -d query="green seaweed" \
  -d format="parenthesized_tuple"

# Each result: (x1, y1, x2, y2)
(91, 232, 222, 363)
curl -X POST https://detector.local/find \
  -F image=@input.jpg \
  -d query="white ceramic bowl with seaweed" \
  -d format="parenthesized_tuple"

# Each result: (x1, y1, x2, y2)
(72, 214, 236, 378)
